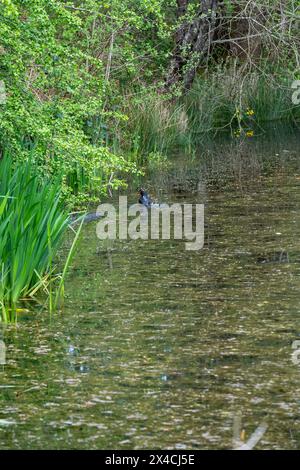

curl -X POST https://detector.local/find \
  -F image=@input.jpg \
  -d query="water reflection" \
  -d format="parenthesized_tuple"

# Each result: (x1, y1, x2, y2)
(0, 340, 6, 365)
(1, 129, 300, 449)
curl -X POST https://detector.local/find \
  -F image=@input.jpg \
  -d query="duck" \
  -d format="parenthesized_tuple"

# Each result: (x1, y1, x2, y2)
(138, 188, 152, 208)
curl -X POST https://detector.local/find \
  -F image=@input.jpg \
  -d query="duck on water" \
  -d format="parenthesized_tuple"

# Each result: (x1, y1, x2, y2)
(138, 188, 161, 208)
(70, 188, 156, 225)
(138, 188, 152, 207)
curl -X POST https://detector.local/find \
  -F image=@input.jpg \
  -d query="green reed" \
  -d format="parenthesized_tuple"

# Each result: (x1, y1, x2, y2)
(0, 153, 80, 321)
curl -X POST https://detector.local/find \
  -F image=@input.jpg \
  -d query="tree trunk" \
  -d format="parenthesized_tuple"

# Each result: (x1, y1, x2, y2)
(165, 0, 218, 92)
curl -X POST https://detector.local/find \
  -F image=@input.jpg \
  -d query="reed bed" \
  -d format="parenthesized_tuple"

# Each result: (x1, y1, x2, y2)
(0, 153, 81, 322)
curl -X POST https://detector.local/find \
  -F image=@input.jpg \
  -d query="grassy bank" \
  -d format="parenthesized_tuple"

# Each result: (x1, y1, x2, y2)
(120, 67, 300, 165)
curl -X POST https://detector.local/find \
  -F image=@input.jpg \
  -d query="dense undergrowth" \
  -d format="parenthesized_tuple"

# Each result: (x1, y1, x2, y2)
(0, 0, 299, 206)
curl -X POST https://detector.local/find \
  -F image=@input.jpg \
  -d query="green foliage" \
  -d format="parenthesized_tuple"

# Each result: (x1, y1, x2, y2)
(0, 0, 142, 205)
(0, 0, 299, 205)
(0, 152, 69, 320)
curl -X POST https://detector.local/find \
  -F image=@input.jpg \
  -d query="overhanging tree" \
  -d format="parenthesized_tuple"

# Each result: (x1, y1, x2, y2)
(165, 0, 219, 92)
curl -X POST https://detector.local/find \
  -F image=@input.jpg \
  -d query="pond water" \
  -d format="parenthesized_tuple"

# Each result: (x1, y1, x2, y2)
(1, 127, 300, 449)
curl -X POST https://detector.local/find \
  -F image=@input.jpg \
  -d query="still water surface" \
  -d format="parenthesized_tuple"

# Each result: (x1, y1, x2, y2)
(1, 129, 300, 449)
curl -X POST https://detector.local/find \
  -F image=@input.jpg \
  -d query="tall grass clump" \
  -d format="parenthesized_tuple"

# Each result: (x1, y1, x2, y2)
(124, 93, 191, 161)
(121, 66, 300, 166)
(185, 65, 300, 137)
(0, 153, 70, 322)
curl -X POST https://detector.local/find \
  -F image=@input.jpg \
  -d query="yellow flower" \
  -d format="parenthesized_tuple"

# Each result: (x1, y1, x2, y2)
(246, 130, 254, 137)
(246, 109, 254, 116)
